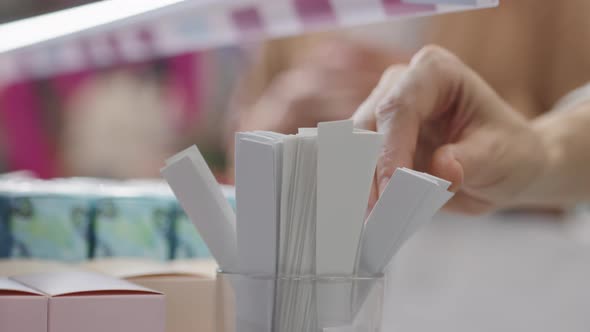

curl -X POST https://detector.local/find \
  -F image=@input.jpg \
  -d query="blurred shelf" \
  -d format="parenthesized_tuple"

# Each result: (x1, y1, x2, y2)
(0, 0, 498, 83)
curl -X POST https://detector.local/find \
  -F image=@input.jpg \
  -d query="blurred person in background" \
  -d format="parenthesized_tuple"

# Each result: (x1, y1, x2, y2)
(58, 48, 243, 180)
(228, 0, 590, 214)
(0, 0, 245, 180)
(0, 46, 242, 179)
(60, 69, 177, 179)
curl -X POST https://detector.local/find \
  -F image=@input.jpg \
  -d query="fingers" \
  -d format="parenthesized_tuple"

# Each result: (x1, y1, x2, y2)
(353, 65, 408, 132)
(372, 46, 464, 192)
(355, 45, 520, 214)
(375, 97, 422, 193)
(355, 45, 502, 194)
(360, 46, 461, 192)
(429, 144, 464, 192)
(353, 64, 421, 193)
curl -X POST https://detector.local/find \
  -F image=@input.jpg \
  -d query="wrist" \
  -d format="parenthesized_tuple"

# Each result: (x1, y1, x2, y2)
(516, 117, 565, 206)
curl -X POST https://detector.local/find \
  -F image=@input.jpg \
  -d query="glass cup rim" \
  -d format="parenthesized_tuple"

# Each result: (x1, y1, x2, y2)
(217, 270, 384, 281)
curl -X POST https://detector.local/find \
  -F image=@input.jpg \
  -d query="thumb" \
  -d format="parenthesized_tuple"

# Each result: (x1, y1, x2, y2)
(431, 142, 498, 214)
(429, 144, 464, 192)
(430, 131, 490, 193)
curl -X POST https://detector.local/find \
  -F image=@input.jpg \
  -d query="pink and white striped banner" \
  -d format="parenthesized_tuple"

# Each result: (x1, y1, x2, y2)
(0, 0, 497, 83)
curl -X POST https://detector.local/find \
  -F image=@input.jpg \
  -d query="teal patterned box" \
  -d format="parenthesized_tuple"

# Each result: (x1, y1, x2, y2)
(93, 183, 174, 261)
(0, 194, 11, 257)
(0, 177, 235, 262)
(0, 180, 91, 262)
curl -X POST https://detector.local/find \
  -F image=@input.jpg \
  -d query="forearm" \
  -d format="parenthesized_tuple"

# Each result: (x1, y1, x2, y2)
(524, 100, 590, 207)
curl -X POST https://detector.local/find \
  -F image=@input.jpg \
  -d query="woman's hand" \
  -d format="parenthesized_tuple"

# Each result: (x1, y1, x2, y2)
(354, 45, 548, 214)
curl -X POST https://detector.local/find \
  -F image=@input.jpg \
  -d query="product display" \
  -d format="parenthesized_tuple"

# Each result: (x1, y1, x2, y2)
(93, 189, 174, 261)
(0, 179, 94, 262)
(0, 176, 231, 261)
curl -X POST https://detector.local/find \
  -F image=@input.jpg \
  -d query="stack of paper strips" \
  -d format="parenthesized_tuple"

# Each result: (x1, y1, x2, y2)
(161, 120, 454, 332)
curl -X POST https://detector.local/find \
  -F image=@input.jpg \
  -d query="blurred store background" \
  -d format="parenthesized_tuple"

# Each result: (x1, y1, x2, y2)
(2, 1, 590, 331)
(0, 0, 247, 181)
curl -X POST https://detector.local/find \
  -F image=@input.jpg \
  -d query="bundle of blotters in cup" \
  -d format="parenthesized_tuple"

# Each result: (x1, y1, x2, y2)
(161, 120, 453, 332)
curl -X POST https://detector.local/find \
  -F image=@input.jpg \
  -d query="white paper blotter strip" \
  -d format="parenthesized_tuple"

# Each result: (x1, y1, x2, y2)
(357, 168, 438, 276)
(315, 120, 382, 327)
(316, 120, 382, 275)
(161, 145, 237, 271)
(234, 133, 284, 332)
(235, 133, 283, 274)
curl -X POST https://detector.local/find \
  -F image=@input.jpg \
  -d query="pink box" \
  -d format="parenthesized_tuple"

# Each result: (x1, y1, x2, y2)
(83, 258, 218, 332)
(12, 271, 165, 332)
(0, 277, 47, 332)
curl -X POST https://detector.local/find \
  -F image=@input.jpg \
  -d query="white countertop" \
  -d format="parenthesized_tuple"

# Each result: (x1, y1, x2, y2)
(382, 210, 590, 332)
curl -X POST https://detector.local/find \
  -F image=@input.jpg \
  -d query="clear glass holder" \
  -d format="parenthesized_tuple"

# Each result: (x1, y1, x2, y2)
(217, 271, 384, 332)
